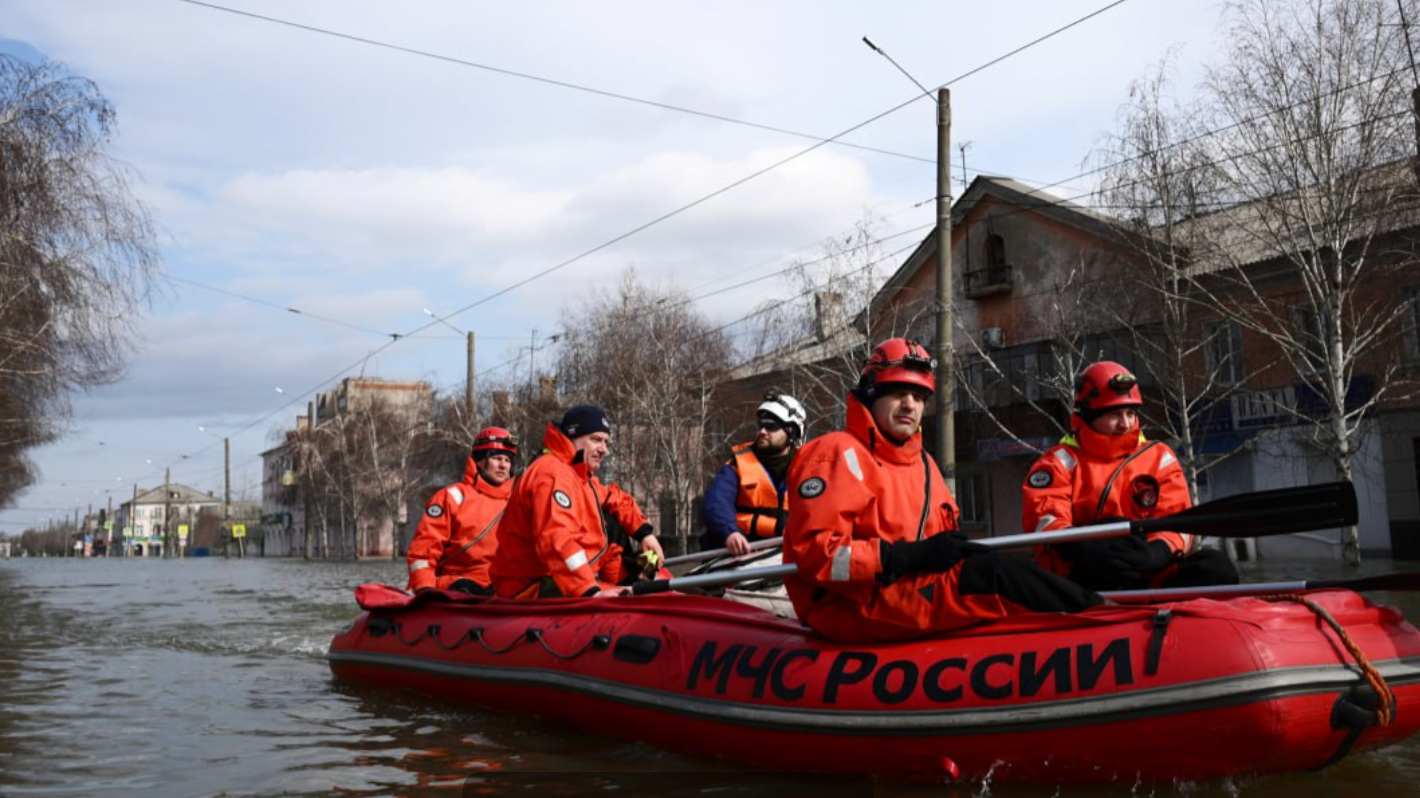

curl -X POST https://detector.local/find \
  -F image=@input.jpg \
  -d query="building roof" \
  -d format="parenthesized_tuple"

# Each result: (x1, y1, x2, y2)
(121, 483, 223, 508)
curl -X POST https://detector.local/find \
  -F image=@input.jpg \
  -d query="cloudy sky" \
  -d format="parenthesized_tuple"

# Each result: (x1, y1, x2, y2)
(0, 0, 1227, 535)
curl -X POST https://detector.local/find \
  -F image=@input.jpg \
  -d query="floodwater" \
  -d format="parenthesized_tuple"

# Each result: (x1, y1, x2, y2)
(2, 555, 1419, 798)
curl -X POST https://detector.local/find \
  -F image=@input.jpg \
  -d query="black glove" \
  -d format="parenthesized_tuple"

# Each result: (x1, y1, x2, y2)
(1062, 536, 1173, 590)
(1104, 537, 1175, 581)
(447, 578, 492, 597)
(880, 533, 990, 584)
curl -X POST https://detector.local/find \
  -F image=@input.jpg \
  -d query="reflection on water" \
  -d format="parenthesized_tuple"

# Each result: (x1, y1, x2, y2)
(1, 556, 1419, 798)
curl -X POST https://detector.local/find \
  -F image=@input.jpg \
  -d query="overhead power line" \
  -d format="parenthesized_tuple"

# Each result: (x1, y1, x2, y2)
(176, 0, 932, 164)
(140, 0, 1135, 476)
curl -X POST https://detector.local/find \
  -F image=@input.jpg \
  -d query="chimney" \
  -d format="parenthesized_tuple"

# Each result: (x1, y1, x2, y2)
(539, 375, 557, 403)
(814, 292, 846, 341)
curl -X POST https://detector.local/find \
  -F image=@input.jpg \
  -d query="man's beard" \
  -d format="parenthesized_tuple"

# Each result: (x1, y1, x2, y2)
(754, 437, 788, 456)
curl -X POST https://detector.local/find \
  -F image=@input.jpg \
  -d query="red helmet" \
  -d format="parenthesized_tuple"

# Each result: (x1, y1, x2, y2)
(1073, 361, 1142, 421)
(858, 338, 936, 398)
(471, 426, 519, 460)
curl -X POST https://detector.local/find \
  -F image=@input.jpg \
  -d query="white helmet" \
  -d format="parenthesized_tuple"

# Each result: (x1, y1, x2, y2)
(757, 392, 808, 441)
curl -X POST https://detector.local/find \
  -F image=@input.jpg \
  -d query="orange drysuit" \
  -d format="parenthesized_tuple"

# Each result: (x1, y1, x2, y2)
(491, 423, 630, 598)
(406, 455, 511, 591)
(784, 394, 1043, 643)
(1022, 419, 1194, 581)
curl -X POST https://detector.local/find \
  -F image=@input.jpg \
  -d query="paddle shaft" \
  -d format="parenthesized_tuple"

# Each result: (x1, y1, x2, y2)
(1103, 572, 1420, 603)
(664, 536, 783, 566)
(633, 481, 1357, 596)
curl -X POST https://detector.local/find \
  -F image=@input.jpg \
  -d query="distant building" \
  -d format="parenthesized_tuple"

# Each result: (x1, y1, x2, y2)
(261, 377, 434, 558)
(114, 483, 223, 557)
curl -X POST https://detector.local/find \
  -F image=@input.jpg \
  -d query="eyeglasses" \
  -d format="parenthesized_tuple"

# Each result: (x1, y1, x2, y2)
(757, 419, 786, 432)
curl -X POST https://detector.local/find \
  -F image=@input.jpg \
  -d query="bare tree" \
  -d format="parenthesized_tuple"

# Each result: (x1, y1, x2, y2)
(357, 395, 442, 559)
(740, 213, 920, 430)
(555, 270, 733, 553)
(0, 54, 161, 506)
(1178, 0, 1420, 563)
(1090, 55, 1260, 503)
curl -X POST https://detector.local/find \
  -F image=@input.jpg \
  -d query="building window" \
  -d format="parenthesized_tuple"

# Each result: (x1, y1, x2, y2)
(1290, 305, 1327, 375)
(1404, 286, 1420, 364)
(966, 234, 1014, 297)
(956, 471, 989, 526)
(1203, 321, 1244, 385)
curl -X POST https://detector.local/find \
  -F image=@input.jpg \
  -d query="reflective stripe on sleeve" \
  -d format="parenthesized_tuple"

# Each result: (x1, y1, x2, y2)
(1160, 451, 1177, 469)
(564, 550, 589, 572)
(1053, 449, 1077, 471)
(448, 486, 464, 505)
(1035, 514, 1056, 532)
(843, 448, 864, 481)
(830, 546, 853, 582)
(410, 559, 430, 572)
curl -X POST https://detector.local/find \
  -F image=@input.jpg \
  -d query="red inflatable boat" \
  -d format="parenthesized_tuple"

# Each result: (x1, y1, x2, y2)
(327, 584, 1420, 784)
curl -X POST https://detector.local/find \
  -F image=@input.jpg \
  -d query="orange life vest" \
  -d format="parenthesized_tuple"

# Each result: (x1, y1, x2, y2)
(730, 443, 788, 539)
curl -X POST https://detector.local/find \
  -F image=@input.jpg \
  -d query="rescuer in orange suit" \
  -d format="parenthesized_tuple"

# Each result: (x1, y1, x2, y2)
(1022, 361, 1239, 591)
(491, 404, 663, 599)
(701, 391, 808, 555)
(784, 338, 1103, 643)
(406, 426, 519, 595)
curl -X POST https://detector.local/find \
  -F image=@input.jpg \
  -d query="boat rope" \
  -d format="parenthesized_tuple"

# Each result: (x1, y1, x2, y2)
(1260, 594, 1396, 727)
(472, 627, 524, 654)
(390, 623, 434, 647)
(429, 626, 480, 651)
(524, 628, 613, 660)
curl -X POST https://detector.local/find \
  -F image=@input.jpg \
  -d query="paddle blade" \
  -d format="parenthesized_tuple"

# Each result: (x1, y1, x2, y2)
(1135, 480, 1357, 539)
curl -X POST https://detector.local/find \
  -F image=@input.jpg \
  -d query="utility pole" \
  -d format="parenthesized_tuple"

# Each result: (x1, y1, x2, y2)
(862, 37, 955, 491)
(935, 87, 956, 493)
(163, 467, 172, 559)
(528, 328, 538, 397)
(466, 331, 477, 422)
(224, 436, 232, 557)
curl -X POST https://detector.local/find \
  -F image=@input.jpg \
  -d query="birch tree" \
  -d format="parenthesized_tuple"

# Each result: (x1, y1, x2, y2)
(1189, 0, 1420, 563)
(1090, 55, 1258, 503)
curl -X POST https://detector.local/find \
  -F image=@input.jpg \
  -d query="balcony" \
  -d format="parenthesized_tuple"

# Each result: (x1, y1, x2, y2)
(965, 264, 1013, 298)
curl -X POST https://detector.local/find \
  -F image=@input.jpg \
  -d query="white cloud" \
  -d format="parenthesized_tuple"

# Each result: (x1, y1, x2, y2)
(0, 0, 1230, 526)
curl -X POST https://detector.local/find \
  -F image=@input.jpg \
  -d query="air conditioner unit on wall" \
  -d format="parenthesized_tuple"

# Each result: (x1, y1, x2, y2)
(982, 327, 1005, 350)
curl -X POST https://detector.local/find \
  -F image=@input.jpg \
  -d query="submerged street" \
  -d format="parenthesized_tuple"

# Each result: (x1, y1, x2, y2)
(2, 556, 1420, 798)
